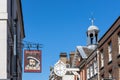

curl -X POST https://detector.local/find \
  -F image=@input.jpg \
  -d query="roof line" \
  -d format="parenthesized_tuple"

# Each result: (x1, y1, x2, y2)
(77, 46, 87, 58)
(98, 16, 120, 42)
(19, 0, 25, 38)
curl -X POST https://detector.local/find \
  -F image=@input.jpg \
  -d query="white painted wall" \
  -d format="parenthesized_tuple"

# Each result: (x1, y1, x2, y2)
(0, 0, 8, 20)
(0, 0, 7, 12)
(0, 21, 7, 79)
(0, 0, 8, 79)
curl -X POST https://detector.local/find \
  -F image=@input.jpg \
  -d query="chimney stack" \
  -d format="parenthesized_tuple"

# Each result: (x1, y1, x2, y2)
(69, 51, 75, 67)
(59, 52, 67, 64)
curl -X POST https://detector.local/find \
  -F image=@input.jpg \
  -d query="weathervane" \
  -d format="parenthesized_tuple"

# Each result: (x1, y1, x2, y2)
(89, 12, 95, 25)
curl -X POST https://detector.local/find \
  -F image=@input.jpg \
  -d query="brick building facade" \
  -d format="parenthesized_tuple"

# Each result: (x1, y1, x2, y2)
(98, 16, 120, 80)
(71, 16, 120, 80)
(49, 16, 120, 80)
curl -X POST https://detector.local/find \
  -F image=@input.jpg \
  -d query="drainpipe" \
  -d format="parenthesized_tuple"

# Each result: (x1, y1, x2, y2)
(13, 18, 17, 80)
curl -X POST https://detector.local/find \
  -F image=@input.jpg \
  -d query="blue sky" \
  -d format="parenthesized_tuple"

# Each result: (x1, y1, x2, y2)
(21, 0, 120, 80)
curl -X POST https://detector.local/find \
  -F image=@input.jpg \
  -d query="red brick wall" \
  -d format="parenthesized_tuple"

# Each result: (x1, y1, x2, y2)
(98, 17, 120, 80)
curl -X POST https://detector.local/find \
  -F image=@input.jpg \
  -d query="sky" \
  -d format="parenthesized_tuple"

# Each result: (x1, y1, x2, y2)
(21, 0, 120, 80)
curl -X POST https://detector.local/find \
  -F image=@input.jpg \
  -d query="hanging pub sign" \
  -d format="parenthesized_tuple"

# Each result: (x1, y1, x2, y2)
(24, 50, 41, 73)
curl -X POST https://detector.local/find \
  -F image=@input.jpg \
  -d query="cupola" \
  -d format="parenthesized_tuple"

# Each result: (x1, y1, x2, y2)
(87, 18, 99, 50)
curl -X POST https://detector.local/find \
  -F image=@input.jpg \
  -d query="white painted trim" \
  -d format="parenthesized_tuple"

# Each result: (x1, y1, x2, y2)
(66, 68, 79, 71)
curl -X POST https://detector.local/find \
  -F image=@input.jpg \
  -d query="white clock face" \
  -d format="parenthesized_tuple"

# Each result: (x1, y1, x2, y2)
(54, 60, 66, 77)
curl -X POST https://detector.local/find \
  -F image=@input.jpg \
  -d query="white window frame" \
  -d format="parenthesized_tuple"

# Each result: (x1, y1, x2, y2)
(108, 42, 112, 62)
(101, 50, 104, 67)
(94, 61, 97, 75)
(91, 65, 93, 77)
(87, 68, 90, 79)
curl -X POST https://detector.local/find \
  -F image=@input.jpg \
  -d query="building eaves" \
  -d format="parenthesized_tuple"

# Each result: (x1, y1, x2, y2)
(19, 0, 25, 38)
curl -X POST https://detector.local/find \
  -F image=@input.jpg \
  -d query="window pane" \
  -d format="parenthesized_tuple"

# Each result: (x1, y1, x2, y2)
(87, 68, 89, 79)
(118, 33, 120, 44)
(94, 61, 97, 74)
(108, 42, 112, 61)
(101, 50, 104, 67)
(118, 33, 120, 54)
(119, 45, 120, 54)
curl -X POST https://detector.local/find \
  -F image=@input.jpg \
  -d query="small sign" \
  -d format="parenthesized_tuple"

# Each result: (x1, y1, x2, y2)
(24, 50, 41, 73)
